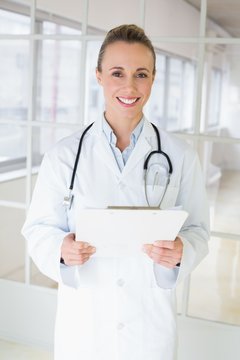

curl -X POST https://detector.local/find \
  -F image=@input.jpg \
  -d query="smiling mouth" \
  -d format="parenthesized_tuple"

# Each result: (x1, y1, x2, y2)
(117, 97, 140, 105)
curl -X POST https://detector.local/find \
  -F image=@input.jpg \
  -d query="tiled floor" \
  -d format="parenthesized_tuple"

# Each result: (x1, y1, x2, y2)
(187, 170, 240, 325)
(0, 339, 53, 360)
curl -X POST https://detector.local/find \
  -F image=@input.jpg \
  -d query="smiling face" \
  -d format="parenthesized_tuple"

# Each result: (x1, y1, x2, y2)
(96, 41, 155, 126)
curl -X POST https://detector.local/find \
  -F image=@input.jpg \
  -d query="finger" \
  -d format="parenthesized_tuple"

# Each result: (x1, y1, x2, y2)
(149, 251, 180, 264)
(148, 251, 174, 267)
(72, 246, 96, 256)
(65, 254, 91, 266)
(150, 245, 181, 259)
(153, 240, 175, 249)
(73, 241, 90, 250)
(142, 244, 153, 254)
(65, 253, 89, 262)
(63, 246, 96, 259)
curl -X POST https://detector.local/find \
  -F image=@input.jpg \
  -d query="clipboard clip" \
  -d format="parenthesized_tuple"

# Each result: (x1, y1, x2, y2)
(107, 206, 160, 210)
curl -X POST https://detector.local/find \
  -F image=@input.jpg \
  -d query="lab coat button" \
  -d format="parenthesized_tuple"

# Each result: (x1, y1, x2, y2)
(117, 322, 125, 330)
(116, 278, 125, 287)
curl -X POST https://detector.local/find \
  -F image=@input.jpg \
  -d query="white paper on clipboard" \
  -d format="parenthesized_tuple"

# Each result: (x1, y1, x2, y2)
(75, 208, 188, 258)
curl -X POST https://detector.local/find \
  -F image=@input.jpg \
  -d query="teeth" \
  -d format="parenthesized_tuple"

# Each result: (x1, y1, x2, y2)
(118, 97, 138, 104)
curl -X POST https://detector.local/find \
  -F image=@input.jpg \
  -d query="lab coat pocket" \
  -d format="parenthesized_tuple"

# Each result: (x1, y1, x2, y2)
(145, 184, 179, 209)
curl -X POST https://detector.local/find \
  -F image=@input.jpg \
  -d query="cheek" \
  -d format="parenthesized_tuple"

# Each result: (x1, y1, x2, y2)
(102, 79, 118, 94)
(141, 83, 153, 99)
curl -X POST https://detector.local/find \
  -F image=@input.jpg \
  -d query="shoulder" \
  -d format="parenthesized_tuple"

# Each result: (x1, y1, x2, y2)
(155, 127, 200, 175)
(152, 126, 196, 160)
(44, 125, 93, 164)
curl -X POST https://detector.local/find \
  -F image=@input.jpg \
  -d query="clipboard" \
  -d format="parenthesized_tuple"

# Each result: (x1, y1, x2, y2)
(76, 208, 188, 257)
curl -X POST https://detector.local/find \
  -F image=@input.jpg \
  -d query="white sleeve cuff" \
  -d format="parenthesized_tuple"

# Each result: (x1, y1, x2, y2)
(153, 263, 180, 289)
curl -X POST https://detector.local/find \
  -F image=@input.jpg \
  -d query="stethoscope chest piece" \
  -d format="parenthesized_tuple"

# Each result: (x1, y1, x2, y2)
(63, 191, 74, 209)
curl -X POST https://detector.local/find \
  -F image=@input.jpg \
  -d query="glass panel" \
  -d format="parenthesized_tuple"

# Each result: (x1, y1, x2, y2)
(0, 6, 30, 34)
(203, 143, 240, 235)
(88, 0, 140, 34)
(145, 0, 200, 37)
(0, 125, 27, 184)
(0, 125, 26, 164)
(85, 41, 104, 125)
(0, 207, 25, 283)
(0, 176, 26, 203)
(206, 0, 240, 38)
(145, 43, 197, 132)
(146, 53, 166, 128)
(188, 236, 240, 325)
(37, 0, 83, 34)
(41, 21, 81, 35)
(36, 40, 81, 124)
(201, 44, 240, 139)
(0, 40, 29, 122)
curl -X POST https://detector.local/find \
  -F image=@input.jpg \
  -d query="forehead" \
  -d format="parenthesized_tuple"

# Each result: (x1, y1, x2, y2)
(101, 41, 154, 69)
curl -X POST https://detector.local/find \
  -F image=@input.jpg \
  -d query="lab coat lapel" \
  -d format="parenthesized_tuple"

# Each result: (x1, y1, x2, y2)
(91, 116, 155, 178)
(121, 120, 154, 178)
(91, 120, 121, 177)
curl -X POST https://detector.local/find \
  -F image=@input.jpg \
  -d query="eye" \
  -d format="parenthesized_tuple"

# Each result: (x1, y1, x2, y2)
(136, 73, 148, 78)
(112, 71, 123, 77)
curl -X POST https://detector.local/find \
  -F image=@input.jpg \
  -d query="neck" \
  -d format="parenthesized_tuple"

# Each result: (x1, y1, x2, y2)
(104, 111, 143, 152)
(104, 111, 143, 139)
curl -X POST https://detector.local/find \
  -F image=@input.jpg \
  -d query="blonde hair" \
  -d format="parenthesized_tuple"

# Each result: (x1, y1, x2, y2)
(97, 24, 156, 75)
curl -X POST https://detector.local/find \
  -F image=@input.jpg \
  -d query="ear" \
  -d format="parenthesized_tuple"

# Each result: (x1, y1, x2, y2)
(96, 68, 103, 85)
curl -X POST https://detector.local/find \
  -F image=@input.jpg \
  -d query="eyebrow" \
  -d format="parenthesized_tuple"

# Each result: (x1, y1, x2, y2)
(109, 66, 150, 72)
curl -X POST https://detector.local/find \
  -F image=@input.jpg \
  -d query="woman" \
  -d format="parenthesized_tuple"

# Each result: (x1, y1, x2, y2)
(22, 24, 209, 360)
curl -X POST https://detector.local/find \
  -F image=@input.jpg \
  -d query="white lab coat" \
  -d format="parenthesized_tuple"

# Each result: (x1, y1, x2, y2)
(22, 116, 209, 360)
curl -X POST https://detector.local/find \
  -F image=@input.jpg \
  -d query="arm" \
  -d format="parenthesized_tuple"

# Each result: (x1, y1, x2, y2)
(22, 152, 95, 287)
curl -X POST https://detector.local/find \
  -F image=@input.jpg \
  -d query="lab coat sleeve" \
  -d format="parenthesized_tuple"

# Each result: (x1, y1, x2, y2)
(22, 152, 78, 286)
(153, 150, 210, 289)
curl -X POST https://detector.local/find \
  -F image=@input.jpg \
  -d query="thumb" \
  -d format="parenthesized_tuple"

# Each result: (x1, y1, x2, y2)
(142, 244, 153, 254)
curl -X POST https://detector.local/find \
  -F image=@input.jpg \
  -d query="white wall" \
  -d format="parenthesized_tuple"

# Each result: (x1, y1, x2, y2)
(0, 175, 37, 280)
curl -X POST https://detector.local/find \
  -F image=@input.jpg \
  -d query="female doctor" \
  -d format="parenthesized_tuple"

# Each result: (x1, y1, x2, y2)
(22, 24, 209, 360)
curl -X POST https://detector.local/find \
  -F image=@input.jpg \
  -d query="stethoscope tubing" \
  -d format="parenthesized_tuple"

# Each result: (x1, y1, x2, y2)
(65, 121, 173, 209)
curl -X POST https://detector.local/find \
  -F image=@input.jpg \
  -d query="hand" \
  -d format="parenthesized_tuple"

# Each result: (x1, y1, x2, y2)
(61, 233, 96, 266)
(142, 236, 183, 269)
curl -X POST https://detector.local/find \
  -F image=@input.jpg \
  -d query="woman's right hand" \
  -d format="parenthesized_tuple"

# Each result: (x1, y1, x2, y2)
(61, 233, 96, 266)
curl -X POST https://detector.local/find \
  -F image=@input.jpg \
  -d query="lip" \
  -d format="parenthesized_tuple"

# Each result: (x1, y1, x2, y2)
(116, 97, 140, 107)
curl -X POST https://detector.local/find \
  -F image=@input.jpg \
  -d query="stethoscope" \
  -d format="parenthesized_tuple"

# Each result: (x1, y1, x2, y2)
(63, 122, 173, 209)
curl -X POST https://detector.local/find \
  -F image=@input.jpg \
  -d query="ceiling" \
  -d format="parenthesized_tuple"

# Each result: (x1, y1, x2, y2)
(185, 0, 240, 37)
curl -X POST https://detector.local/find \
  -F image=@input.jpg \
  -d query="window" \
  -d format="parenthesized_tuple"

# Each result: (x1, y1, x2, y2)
(0, 8, 30, 34)
(146, 53, 196, 132)
(0, 7, 83, 171)
(208, 68, 222, 127)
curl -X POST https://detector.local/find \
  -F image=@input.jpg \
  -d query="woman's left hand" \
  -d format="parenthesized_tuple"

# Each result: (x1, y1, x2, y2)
(142, 236, 183, 269)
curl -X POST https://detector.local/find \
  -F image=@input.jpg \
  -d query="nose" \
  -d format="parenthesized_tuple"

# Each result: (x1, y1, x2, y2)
(122, 75, 137, 92)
